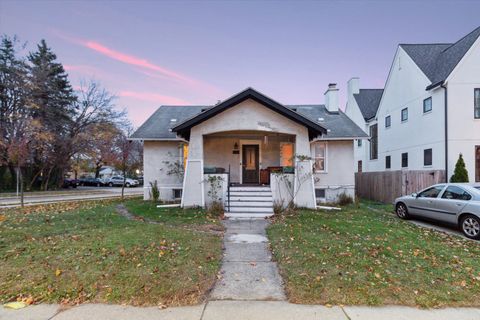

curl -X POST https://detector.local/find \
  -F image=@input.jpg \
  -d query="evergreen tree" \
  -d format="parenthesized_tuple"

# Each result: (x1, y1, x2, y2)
(0, 36, 29, 190)
(27, 39, 77, 188)
(450, 153, 469, 183)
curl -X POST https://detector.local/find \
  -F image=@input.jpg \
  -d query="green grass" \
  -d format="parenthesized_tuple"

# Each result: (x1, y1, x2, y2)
(268, 202, 480, 308)
(0, 199, 222, 306)
(124, 200, 220, 226)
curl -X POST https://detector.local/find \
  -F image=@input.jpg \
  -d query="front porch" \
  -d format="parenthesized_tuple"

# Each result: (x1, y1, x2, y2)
(203, 131, 296, 186)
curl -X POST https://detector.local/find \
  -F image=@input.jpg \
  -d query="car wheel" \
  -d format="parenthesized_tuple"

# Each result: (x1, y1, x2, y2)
(395, 203, 409, 220)
(126, 183, 131, 188)
(460, 215, 480, 240)
(108, 182, 113, 187)
(96, 183, 100, 187)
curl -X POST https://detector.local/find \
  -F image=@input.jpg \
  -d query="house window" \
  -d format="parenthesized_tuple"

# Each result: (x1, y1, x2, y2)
(369, 124, 378, 160)
(385, 115, 391, 128)
(423, 97, 432, 113)
(173, 189, 182, 199)
(401, 152, 408, 168)
(280, 142, 294, 167)
(313, 142, 327, 172)
(475, 89, 480, 119)
(401, 108, 408, 122)
(315, 188, 326, 198)
(182, 144, 189, 169)
(424, 148, 433, 166)
(386, 155, 391, 169)
(358, 160, 363, 172)
(357, 139, 362, 147)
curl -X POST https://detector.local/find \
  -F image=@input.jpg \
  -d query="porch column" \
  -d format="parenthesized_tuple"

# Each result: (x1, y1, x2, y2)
(181, 130, 205, 208)
(294, 132, 316, 208)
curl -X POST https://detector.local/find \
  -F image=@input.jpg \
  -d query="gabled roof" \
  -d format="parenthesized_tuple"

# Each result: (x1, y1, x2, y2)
(400, 26, 480, 90)
(353, 89, 384, 121)
(172, 88, 327, 140)
(130, 90, 368, 141)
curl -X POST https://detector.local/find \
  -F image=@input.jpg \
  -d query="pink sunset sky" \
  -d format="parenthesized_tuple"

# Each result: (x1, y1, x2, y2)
(1, 0, 478, 127)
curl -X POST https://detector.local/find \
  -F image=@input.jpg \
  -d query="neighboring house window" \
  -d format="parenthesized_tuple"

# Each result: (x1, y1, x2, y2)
(385, 115, 391, 128)
(475, 89, 480, 119)
(357, 139, 362, 147)
(315, 188, 326, 198)
(358, 160, 363, 172)
(369, 124, 378, 160)
(423, 97, 432, 113)
(424, 148, 433, 166)
(313, 142, 327, 172)
(280, 142, 294, 167)
(385, 155, 391, 169)
(401, 152, 408, 168)
(401, 108, 408, 122)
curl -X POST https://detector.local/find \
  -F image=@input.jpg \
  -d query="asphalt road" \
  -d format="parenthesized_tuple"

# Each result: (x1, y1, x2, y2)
(0, 186, 143, 208)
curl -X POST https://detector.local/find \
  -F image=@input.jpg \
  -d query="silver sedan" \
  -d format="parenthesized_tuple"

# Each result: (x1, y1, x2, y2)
(394, 183, 480, 240)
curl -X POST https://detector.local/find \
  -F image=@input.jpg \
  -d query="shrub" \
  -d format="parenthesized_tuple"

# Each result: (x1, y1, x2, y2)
(450, 153, 469, 183)
(208, 201, 224, 218)
(149, 180, 160, 202)
(273, 200, 284, 215)
(337, 192, 353, 206)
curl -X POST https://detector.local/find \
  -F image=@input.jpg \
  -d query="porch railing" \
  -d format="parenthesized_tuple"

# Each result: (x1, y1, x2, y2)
(227, 164, 231, 212)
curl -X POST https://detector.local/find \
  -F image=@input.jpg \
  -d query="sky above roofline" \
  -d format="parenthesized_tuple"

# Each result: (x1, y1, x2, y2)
(1, 0, 478, 127)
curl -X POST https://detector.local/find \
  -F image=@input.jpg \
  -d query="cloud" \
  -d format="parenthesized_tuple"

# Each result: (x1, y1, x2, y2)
(52, 29, 223, 97)
(118, 91, 189, 105)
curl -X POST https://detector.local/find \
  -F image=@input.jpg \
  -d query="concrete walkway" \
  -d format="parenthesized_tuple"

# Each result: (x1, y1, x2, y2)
(210, 219, 286, 301)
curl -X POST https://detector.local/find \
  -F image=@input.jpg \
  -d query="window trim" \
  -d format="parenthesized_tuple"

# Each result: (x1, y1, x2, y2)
(424, 148, 433, 167)
(475, 88, 480, 119)
(313, 141, 327, 173)
(385, 115, 391, 128)
(423, 97, 432, 114)
(401, 107, 408, 122)
(401, 152, 408, 168)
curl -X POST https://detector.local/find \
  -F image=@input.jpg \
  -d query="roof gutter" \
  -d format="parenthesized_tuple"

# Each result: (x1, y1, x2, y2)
(426, 80, 444, 91)
(441, 83, 449, 183)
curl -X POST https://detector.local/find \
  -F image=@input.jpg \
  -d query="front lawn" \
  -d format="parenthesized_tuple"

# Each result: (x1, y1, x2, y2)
(268, 202, 480, 308)
(0, 199, 222, 306)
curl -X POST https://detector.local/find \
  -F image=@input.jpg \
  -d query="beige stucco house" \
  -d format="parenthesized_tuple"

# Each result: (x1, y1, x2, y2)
(131, 87, 367, 217)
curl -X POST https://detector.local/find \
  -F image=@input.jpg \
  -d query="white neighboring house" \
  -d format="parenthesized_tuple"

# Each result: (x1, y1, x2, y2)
(346, 26, 480, 182)
(131, 87, 367, 217)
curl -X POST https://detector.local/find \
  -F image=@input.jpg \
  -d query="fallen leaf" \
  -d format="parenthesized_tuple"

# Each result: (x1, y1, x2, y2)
(55, 269, 62, 277)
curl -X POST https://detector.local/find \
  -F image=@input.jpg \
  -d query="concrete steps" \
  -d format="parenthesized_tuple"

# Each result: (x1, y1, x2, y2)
(225, 186, 274, 218)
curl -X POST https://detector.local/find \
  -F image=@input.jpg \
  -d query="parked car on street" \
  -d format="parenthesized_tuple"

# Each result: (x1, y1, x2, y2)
(79, 177, 105, 187)
(395, 183, 480, 240)
(106, 176, 139, 188)
(62, 178, 79, 188)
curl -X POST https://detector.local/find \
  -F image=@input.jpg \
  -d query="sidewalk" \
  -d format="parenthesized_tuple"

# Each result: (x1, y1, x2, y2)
(2, 301, 480, 320)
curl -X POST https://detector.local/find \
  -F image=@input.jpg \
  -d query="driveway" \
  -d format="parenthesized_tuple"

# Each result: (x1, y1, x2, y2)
(0, 186, 143, 208)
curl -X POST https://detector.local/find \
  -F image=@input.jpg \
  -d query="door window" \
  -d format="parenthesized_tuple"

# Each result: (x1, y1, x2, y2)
(245, 147, 256, 170)
(418, 186, 444, 198)
(441, 186, 472, 200)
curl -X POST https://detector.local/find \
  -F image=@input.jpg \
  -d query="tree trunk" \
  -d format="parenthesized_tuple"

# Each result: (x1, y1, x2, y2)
(19, 166, 24, 208)
(121, 169, 126, 200)
(95, 164, 101, 178)
(43, 166, 54, 191)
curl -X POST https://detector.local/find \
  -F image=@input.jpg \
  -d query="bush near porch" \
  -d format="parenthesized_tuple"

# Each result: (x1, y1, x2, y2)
(267, 202, 480, 308)
(0, 199, 222, 306)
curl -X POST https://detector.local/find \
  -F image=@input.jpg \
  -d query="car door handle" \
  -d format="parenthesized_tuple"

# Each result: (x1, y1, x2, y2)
(456, 203, 462, 206)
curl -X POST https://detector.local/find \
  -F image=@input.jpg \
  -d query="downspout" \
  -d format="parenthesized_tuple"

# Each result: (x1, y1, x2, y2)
(441, 84, 448, 182)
